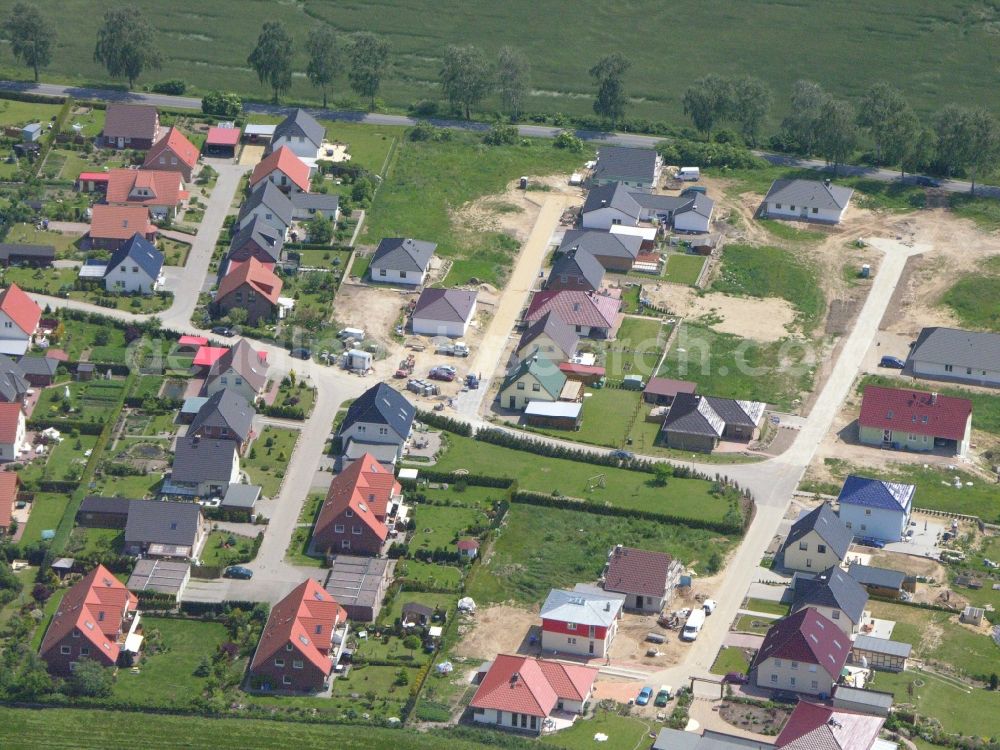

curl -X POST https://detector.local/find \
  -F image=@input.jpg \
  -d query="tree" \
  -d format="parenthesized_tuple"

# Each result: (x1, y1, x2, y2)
(729, 76, 771, 146)
(964, 108, 1000, 194)
(402, 635, 421, 657)
(3, 2, 53, 82)
(934, 103, 972, 178)
(589, 53, 631, 127)
(307, 214, 333, 244)
(857, 82, 909, 164)
(306, 26, 341, 108)
(682, 74, 732, 140)
(882, 106, 920, 177)
(247, 21, 293, 104)
(93, 5, 162, 88)
(652, 464, 672, 487)
(901, 128, 937, 178)
(348, 32, 390, 111)
(66, 657, 114, 697)
(815, 98, 857, 174)
(781, 80, 829, 155)
(201, 91, 241, 118)
(496, 45, 529, 120)
(440, 45, 493, 119)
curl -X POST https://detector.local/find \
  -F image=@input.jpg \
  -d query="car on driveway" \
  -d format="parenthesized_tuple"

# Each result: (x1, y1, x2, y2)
(723, 672, 748, 685)
(654, 685, 672, 707)
(879, 355, 906, 369)
(290, 347, 312, 360)
(611, 449, 635, 461)
(770, 690, 798, 704)
(636, 686, 653, 706)
(211, 326, 235, 337)
(223, 565, 253, 580)
(915, 176, 941, 187)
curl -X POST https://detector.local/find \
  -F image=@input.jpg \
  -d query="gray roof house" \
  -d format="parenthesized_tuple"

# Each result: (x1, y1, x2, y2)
(780, 502, 853, 572)
(103, 234, 164, 294)
(559, 229, 642, 273)
(592, 146, 661, 192)
(336, 382, 415, 469)
(237, 181, 293, 233)
(660, 393, 766, 452)
(228, 216, 285, 264)
(289, 192, 340, 222)
(204, 339, 269, 403)
(0, 355, 29, 403)
(515, 311, 579, 362)
(188, 388, 256, 447)
(411, 288, 478, 337)
(791, 566, 869, 632)
(271, 109, 326, 156)
(848, 563, 906, 594)
(15, 355, 59, 385)
(762, 179, 854, 224)
(580, 182, 642, 231)
(653, 727, 772, 750)
(166, 437, 241, 499)
(547, 248, 605, 291)
(907, 326, 1000, 388)
(369, 238, 437, 285)
(123, 499, 204, 559)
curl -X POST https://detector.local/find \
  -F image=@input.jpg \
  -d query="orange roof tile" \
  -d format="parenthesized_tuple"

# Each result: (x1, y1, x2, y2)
(250, 146, 310, 192)
(470, 655, 598, 717)
(144, 127, 199, 171)
(0, 283, 41, 336)
(106, 168, 184, 207)
(0, 403, 23, 444)
(0, 472, 17, 529)
(89, 205, 155, 242)
(215, 257, 283, 305)
(314, 453, 399, 542)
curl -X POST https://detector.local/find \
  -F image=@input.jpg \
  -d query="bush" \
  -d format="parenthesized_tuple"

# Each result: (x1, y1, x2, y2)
(408, 122, 452, 142)
(483, 123, 519, 146)
(201, 91, 242, 118)
(656, 139, 767, 170)
(409, 99, 439, 117)
(415, 409, 473, 436)
(151, 79, 187, 95)
(554, 130, 584, 152)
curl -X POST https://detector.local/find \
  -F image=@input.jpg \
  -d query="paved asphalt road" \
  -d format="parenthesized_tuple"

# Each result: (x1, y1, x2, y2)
(4, 78, 997, 196)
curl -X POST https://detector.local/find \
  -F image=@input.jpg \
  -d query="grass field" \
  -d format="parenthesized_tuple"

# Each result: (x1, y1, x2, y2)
(950, 195, 1000, 231)
(244, 426, 299, 497)
(732, 614, 775, 635)
(20, 492, 70, 543)
(710, 646, 751, 676)
(663, 253, 706, 286)
(659, 322, 816, 410)
(758, 219, 827, 243)
(363, 132, 586, 286)
(465, 503, 736, 604)
(409, 504, 486, 553)
(941, 254, 1000, 331)
(528, 387, 641, 449)
(540, 710, 650, 750)
(875, 668, 1000, 738)
(0, 98, 61, 126)
(743, 598, 790, 617)
(3, 223, 83, 257)
(393, 559, 463, 591)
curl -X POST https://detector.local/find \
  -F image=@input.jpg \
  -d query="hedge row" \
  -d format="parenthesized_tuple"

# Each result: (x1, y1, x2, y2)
(397, 468, 513, 489)
(27, 419, 104, 435)
(179, 600, 264, 617)
(415, 410, 473, 437)
(260, 404, 306, 420)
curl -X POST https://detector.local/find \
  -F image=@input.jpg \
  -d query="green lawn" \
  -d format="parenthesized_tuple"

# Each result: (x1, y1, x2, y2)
(743, 597, 789, 616)
(415, 484, 507, 510)
(199, 530, 257, 567)
(65, 527, 124, 558)
(710, 646, 751, 676)
(541, 710, 650, 750)
(950, 194, 1000, 231)
(435, 431, 740, 523)
(2, 223, 83, 257)
(529, 388, 642, 449)
(285, 525, 326, 568)
(732, 613, 775, 635)
(17, 434, 98, 489)
(758, 219, 826, 243)
(363, 132, 588, 287)
(351, 253, 372, 279)
(56, 319, 130, 361)
(4, 266, 77, 294)
(663, 253, 707, 285)
(394, 559, 463, 591)
(941, 254, 1000, 331)
(600, 316, 666, 380)
(244, 426, 299, 497)
(19, 492, 71, 543)
(712, 244, 824, 332)
(465, 503, 736, 606)
(874, 668, 1000, 738)
(271, 379, 316, 419)
(659, 322, 816, 410)
(0, 98, 61, 126)
(42, 146, 131, 182)
(34, 379, 127, 422)
(409, 504, 486, 553)
(160, 238, 191, 267)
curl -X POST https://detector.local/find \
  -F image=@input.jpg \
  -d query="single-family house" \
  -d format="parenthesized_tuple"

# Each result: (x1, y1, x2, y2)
(763, 179, 853, 224)
(167, 437, 240, 498)
(228, 216, 285, 265)
(204, 339, 269, 404)
(101, 104, 159, 150)
(499, 356, 567, 411)
(187, 388, 256, 451)
(336, 382, 415, 469)
(250, 146, 310, 194)
(411, 287, 478, 337)
(75, 495, 132, 529)
(849, 635, 911, 673)
(642, 377, 697, 406)
(102, 234, 163, 294)
(848, 564, 906, 599)
(123, 499, 205, 560)
(0, 243, 55, 267)
(673, 193, 715, 234)
(0, 472, 18, 536)
(627, 192, 689, 223)
(249, 578, 349, 693)
(660, 393, 766, 452)
(780, 502, 852, 573)
(39, 564, 141, 675)
(290, 192, 340, 223)
(540, 587, 624, 658)
(547, 249, 604, 292)
(312, 453, 401, 557)
(106, 169, 186, 219)
(237, 181, 293, 235)
(525, 290, 621, 339)
(558, 230, 642, 274)
(15, 355, 59, 387)
(457, 538, 479, 559)
(143, 127, 199, 181)
(591, 146, 662, 192)
(602, 545, 683, 613)
(907, 326, 1000, 388)
(0, 283, 40, 356)
(270, 109, 325, 159)
(369, 238, 436, 286)
(401, 602, 434, 627)
(0, 354, 30, 404)
(203, 125, 241, 158)
(836, 474, 915, 543)
(515, 311, 579, 363)
(580, 182, 641, 230)
(213, 258, 283, 325)
(88, 205, 156, 251)
(752, 608, 850, 696)
(775, 701, 885, 750)
(0, 402, 25, 462)
(858, 384, 972, 456)
(470, 654, 598, 735)
(791, 567, 869, 635)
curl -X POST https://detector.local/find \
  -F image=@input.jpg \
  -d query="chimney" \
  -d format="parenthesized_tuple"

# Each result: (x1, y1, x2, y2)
(931, 392, 938, 404)
(605, 602, 611, 611)
(824, 178, 831, 187)
(601, 199, 607, 207)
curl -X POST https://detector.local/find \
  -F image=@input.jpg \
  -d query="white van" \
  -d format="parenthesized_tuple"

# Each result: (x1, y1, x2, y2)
(677, 167, 701, 181)
(681, 608, 706, 641)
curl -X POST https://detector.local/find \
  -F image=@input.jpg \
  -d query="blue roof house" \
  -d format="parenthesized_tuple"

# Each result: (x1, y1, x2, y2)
(837, 475, 915, 543)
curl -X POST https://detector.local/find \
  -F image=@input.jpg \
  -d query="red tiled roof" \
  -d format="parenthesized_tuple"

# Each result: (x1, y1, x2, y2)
(457, 538, 479, 551)
(250, 146, 310, 192)
(0, 283, 41, 335)
(470, 654, 597, 717)
(206, 126, 241, 146)
(776, 701, 885, 750)
(90, 205, 155, 241)
(314, 453, 398, 542)
(215, 257, 283, 305)
(78, 172, 110, 183)
(0, 472, 16, 528)
(178, 335, 208, 347)
(526, 290, 621, 330)
(0, 403, 23, 444)
(859, 384, 972, 441)
(643, 377, 697, 398)
(39, 564, 138, 665)
(603, 546, 673, 599)
(145, 127, 199, 171)
(558, 362, 606, 377)
(250, 579, 347, 677)
(752, 608, 850, 679)
(106, 168, 185, 207)
(192, 346, 228, 367)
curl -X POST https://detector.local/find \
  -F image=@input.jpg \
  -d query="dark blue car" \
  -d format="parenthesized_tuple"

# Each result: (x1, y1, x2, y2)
(879, 355, 905, 369)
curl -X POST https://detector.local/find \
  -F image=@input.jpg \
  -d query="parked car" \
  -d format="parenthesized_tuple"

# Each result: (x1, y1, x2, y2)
(859, 537, 886, 549)
(636, 686, 654, 706)
(654, 685, 672, 707)
(611, 449, 635, 461)
(211, 326, 235, 337)
(290, 348, 312, 360)
(722, 672, 748, 685)
(879, 355, 906, 369)
(223, 565, 253, 580)
(429, 365, 457, 382)
(915, 176, 941, 187)
(702, 599, 717, 615)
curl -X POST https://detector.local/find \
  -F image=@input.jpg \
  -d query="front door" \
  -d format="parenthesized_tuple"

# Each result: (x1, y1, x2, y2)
(636, 595, 643, 609)
(509, 396, 516, 409)
(883, 429, 892, 445)
(588, 641, 594, 655)
(800, 205, 809, 218)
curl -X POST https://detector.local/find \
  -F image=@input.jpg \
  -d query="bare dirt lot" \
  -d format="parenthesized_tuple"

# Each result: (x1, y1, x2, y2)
(451, 604, 539, 661)
(643, 285, 797, 342)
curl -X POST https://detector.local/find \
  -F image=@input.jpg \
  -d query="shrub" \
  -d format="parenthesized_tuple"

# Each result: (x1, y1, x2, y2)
(554, 130, 584, 152)
(151, 79, 187, 95)
(201, 91, 242, 118)
(483, 123, 519, 146)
